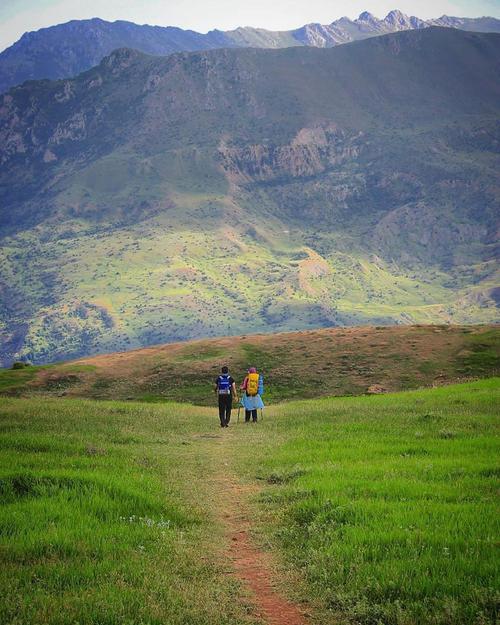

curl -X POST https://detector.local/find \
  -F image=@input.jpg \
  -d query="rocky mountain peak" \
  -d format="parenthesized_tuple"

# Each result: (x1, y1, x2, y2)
(101, 47, 143, 72)
(434, 15, 466, 27)
(358, 11, 378, 23)
(384, 10, 412, 26)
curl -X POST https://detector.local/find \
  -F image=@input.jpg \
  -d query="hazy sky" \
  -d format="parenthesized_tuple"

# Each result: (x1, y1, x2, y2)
(1, 0, 499, 52)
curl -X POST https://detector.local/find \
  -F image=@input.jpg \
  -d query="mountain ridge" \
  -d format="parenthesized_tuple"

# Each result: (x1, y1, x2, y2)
(1, 10, 500, 93)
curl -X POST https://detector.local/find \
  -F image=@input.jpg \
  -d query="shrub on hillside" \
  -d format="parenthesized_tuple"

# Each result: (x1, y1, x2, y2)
(11, 361, 31, 370)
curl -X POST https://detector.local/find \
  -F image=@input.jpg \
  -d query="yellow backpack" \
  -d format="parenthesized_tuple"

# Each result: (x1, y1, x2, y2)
(247, 372, 259, 396)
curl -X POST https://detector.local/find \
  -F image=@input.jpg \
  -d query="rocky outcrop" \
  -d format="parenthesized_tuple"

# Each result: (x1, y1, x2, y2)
(101, 47, 144, 74)
(372, 201, 488, 266)
(292, 23, 351, 47)
(295, 10, 434, 47)
(218, 125, 363, 184)
(367, 384, 388, 394)
(384, 10, 426, 31)
(50, 111, 87, 144)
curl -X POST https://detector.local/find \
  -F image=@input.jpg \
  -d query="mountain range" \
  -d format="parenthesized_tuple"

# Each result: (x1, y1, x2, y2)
(1, 10, 500, 93)
(1, 27, 499, 365)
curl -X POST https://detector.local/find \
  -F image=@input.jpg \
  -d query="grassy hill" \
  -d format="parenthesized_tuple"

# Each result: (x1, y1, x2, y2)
(1, 28, 499, 365)
(1, 325, 498, 404)
(1, 379, 498, 624)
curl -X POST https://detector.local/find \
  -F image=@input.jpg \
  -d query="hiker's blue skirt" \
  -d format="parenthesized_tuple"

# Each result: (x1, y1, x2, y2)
(241, 394, 264, 411)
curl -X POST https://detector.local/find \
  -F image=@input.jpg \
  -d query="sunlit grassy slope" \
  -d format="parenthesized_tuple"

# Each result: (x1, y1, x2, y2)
(1, 324, 498, 404)
(0, 379, 498, 624)
(4, 163, 500, 364)
(233, 379, 500, 625)
(5, 201, 497, 367)
(0, 397, 257, 625)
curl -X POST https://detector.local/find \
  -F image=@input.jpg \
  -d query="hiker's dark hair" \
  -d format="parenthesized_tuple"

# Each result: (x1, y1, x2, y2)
(221, 365, 229, 374)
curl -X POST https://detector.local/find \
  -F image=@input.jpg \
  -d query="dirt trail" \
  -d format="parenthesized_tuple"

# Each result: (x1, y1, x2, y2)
(216, 465, 308, 625)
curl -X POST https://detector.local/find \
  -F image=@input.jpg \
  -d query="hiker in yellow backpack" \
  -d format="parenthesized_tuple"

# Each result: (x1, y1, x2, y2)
(240, 367, 264, 423)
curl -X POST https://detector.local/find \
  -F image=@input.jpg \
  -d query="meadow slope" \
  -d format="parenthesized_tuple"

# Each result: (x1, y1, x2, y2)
(0, 379, 498, 624)
(1, 325, 498, 404)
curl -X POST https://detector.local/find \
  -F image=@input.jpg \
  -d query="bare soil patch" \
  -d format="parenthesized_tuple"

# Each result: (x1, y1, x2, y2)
(217, 472, 308, 625)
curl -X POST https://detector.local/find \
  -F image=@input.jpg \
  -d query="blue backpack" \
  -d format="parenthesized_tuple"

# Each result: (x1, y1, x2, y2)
(217, 374, 232, 394)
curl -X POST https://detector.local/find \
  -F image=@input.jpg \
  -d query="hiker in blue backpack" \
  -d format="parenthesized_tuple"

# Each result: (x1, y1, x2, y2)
(214, 366, 238, 428)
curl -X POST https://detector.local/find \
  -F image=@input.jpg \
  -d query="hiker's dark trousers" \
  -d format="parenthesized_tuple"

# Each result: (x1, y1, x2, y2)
(245, 409, 258, 422)
(218, 394, 232, 426)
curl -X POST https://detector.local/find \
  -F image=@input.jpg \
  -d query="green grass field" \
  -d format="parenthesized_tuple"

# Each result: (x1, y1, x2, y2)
(235, 379, 500, 624)
(0, 379, 498, 624)
(0, 399, 258, 625)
